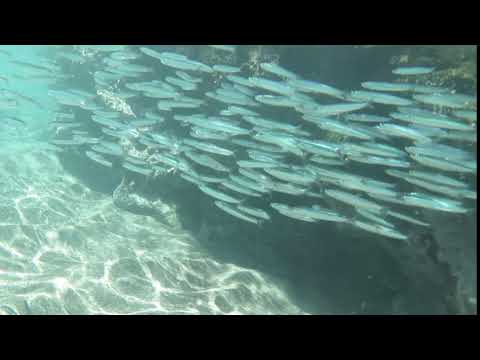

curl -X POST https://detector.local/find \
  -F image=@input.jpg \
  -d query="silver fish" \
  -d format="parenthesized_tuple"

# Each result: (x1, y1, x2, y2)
(85, 150, 113, 167)
(325, 189, 386, 214)
(222, 181, 263, 197)
(236, 205, 271, 221)
(199, 185, 241, 204)
(350, 90, 413, 106)
(288, 79, 345, 99)
(390, 111, 474, 131)
(386, 210, 430, 227)
(351, 220, 408, 241)
(409, 153, 476, 173)
(214, 201, 260, 224)
(392, 66, 435, 76)
(401, 192, 469, 213)
(259, 62, 298, 80)
(248, 77, 295, 96)
(184, 151, 230, 172)
(122, 163, 153, 176)
(376, 123, 432, 143)
(361, 81, 414, 92)
(270, 203, 317, 222)
(264, 167, 317, 186)
(183, 139, 234, 156)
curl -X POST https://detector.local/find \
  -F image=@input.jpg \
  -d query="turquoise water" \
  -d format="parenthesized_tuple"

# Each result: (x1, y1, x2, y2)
(0, 45, 57, 140)
(0, 45, 476, 315)
(1, 46, 56, 110)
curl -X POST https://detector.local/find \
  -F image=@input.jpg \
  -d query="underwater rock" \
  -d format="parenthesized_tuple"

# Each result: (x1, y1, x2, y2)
(423, 210, 477, 314)
(113, 176, 164, 217)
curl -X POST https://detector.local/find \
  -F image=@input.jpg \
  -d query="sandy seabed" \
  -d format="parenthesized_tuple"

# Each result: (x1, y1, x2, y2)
(0, 142, 304, 315)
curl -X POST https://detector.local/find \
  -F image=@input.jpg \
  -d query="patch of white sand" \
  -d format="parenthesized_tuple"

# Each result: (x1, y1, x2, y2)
(0, 144, 304, 315)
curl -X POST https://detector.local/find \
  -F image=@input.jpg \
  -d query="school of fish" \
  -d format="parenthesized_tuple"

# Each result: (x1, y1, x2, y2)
(1, 45, 477, 243)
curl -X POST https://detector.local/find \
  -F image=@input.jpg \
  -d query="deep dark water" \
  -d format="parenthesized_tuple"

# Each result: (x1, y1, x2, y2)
(280, 45, 396, 90)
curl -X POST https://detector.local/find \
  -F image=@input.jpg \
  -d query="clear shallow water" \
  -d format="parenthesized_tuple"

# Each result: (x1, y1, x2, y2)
(0, 45, 476, 315)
